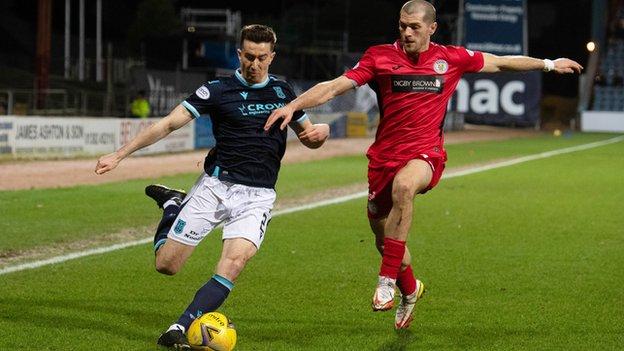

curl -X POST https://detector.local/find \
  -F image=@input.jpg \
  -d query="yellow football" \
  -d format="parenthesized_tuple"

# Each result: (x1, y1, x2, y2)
(187, 312, 237, 351)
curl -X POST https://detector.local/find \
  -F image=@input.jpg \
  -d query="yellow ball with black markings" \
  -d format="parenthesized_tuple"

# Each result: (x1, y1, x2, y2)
(187, 312, 237, 351)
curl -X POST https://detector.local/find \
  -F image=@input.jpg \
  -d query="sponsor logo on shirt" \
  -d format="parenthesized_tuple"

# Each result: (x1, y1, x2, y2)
(433, 59, 449, 74)
(238, 102, 286, 116)
(391, 75, 444, 94)
(196, 86, 210, 100)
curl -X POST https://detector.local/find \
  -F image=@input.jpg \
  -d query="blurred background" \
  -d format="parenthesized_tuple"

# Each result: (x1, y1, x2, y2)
(0, 0, 622, 158)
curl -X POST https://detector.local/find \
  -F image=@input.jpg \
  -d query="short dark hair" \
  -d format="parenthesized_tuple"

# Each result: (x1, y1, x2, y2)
(401, 0, 436, 23)
(240, 24, 277, 51)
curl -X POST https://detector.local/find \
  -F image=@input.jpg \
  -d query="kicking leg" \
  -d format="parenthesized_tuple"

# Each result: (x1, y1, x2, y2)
(160, 238, 256, 334)
(157, 238, 255, 349)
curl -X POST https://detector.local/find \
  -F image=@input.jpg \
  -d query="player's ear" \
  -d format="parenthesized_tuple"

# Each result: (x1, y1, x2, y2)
(237, 49, 242, 61)
(429, 22, 437, 36)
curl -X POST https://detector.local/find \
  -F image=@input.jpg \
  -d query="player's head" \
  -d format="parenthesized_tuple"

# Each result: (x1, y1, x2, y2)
(237, 24, 277, 84)
(398, 0, 437, 56)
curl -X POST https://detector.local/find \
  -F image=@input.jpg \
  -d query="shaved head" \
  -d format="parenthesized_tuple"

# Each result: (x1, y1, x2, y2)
(401, 0, 436, 24)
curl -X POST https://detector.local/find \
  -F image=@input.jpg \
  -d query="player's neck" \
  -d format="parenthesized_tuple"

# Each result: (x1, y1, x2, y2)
(245, 74, 269, 85)
(402, 42, 430, 60)
(235, 69, 269, 86)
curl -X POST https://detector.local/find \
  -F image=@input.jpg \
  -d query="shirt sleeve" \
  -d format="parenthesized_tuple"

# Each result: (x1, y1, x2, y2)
(447, 46, 485, 73)
(290, 110, 308, 127)
(182, 81, 222, 118)
(282, 82, 309, 127)
(344, 48, 376, 86)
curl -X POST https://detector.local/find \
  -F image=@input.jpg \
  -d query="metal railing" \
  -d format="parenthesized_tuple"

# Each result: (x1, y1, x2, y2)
(0, 89, 131, 117)
(180, 8, 241, 36)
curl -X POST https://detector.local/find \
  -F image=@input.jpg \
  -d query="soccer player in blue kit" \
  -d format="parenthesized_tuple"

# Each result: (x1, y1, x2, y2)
(95, 25, 329, 349)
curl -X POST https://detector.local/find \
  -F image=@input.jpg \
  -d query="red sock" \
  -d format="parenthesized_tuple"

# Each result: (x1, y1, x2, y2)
(379, 237, 406, 279)
(397, 265, 417, 296)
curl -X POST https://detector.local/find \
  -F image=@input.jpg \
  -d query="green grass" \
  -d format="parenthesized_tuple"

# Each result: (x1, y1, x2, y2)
(0, 134, 622, 350)
(443, 131, 612, 168)
(0, 133, 615, 253)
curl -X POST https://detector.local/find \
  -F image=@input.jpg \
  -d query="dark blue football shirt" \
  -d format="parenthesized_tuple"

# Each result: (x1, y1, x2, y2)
(182, 70, 307, 189)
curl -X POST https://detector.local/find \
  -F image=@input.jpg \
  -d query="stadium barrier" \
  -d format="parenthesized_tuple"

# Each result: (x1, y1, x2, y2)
(346, 112, 368, 137)
(0, 112, 367, 159)
(580, 111, 624, 132)
(0, 116, 194, 158)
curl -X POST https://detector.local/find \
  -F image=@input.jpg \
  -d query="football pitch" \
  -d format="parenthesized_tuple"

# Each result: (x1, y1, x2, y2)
(1, 133, 623, 350)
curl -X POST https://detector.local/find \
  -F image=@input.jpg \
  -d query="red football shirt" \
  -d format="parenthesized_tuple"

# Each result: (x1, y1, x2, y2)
(344, 40, 484, 164)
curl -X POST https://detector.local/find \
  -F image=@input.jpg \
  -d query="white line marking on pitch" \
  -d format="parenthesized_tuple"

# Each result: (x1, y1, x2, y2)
(2, 135, 622, 276)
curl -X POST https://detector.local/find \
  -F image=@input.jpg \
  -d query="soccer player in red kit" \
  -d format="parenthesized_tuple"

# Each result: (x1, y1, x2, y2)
(264, 0, 582, 329)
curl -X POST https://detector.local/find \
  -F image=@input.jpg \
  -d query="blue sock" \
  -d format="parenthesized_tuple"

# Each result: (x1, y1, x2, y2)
(176, 275, 234, 330)
(153, 203, 181, 252)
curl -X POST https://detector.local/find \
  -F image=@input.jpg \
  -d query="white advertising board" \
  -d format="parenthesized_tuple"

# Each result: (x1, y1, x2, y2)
(118, 118, 194, 156)
(581, 111, 624, 132)
(0, 116, 194, 158)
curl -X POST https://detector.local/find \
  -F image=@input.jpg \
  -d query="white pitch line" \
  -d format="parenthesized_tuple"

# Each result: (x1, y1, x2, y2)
(443, 135, 624, 179)
(1, 135, 622, 276)
(0, 239, 152, 275)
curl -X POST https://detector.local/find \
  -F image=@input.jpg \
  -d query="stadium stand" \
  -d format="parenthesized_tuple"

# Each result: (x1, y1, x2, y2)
(593, 3, 624, 111)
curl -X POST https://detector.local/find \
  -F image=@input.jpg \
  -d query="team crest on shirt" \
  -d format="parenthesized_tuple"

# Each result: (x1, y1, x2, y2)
(195, 86, 210, 100)
(273, 86, 286, 99)
(433, 59, 449, 74)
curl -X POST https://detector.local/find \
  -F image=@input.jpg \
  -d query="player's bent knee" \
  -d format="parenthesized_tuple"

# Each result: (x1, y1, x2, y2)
(155, 264, 178, 276)
(155, 256, 181, 276)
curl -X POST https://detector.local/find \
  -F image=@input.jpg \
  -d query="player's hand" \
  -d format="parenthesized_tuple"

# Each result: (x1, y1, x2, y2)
(553, 58, 583, 74)
(298, 123, 330, 143)
(264, 105, 295, 131)
(95, 152, 121, 175)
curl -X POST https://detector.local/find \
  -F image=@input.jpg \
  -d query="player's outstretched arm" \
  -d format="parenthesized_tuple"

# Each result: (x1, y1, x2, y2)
(291, 119, 330, 149)
(264, 76, 355, 131)
(480, 53, 583, 74)
(95, 104, 193, 175)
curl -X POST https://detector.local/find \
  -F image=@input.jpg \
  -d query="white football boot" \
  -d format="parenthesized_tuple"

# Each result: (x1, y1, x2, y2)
(372, 276, 397, 311)
(394, 279, 425, 329)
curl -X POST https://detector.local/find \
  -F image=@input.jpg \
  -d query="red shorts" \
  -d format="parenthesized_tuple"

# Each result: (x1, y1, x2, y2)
(367, 150, 447, 219)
